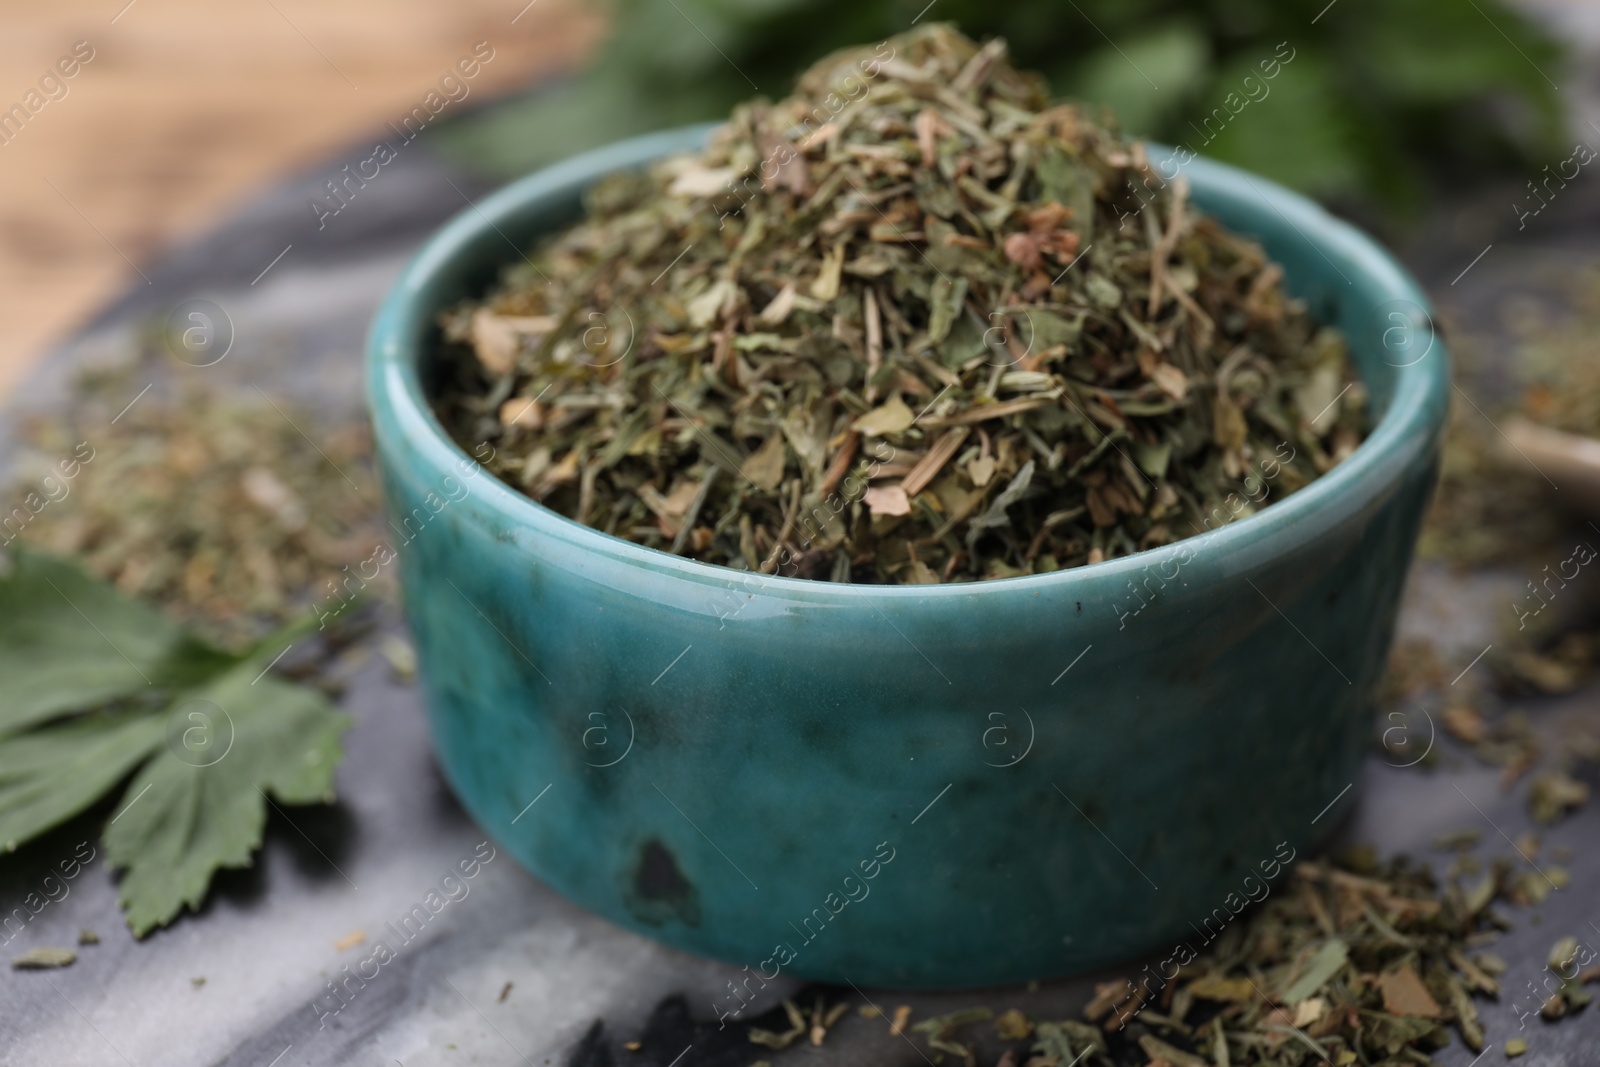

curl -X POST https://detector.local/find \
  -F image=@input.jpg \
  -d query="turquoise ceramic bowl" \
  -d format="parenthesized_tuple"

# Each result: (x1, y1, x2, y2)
(367, 126, 1448, 988)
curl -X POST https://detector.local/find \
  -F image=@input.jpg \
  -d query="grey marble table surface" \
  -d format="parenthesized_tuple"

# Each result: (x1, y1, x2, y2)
(4, 93, 1600, 1067)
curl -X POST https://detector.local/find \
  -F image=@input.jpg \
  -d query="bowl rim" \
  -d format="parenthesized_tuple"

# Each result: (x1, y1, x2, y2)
(366, 124, 1448, 602)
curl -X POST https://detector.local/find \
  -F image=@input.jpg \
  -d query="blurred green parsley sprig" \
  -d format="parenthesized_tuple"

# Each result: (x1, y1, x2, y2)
(434, 0, 1565, 214)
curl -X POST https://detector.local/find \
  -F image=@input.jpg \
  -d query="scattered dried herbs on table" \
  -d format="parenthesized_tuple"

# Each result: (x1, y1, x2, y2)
(434, 25, 1366, 584)
(1421, 267, 1600, 571)
(10, 947, 77, 970)
(1391, 268, 1600, 825)
(5, 370, 385, 649)
(829, 851, 1584, 1066)
(1513, 269, 1600, 444)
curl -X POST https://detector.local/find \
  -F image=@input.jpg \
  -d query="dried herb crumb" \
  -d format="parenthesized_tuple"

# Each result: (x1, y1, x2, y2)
(12, 947, 76, 970)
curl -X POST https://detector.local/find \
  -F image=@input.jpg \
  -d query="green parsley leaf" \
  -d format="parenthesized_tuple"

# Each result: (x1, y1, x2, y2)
(0, 548, 351, 934)
(105, 661, 351, 935)
(0, 550, 236, 738)
(0, 714, 164, 852)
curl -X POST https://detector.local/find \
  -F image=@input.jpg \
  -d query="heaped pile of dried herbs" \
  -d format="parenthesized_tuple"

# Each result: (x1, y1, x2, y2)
(433, 25, 1366, 584)
(3, 369, 384, 648)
